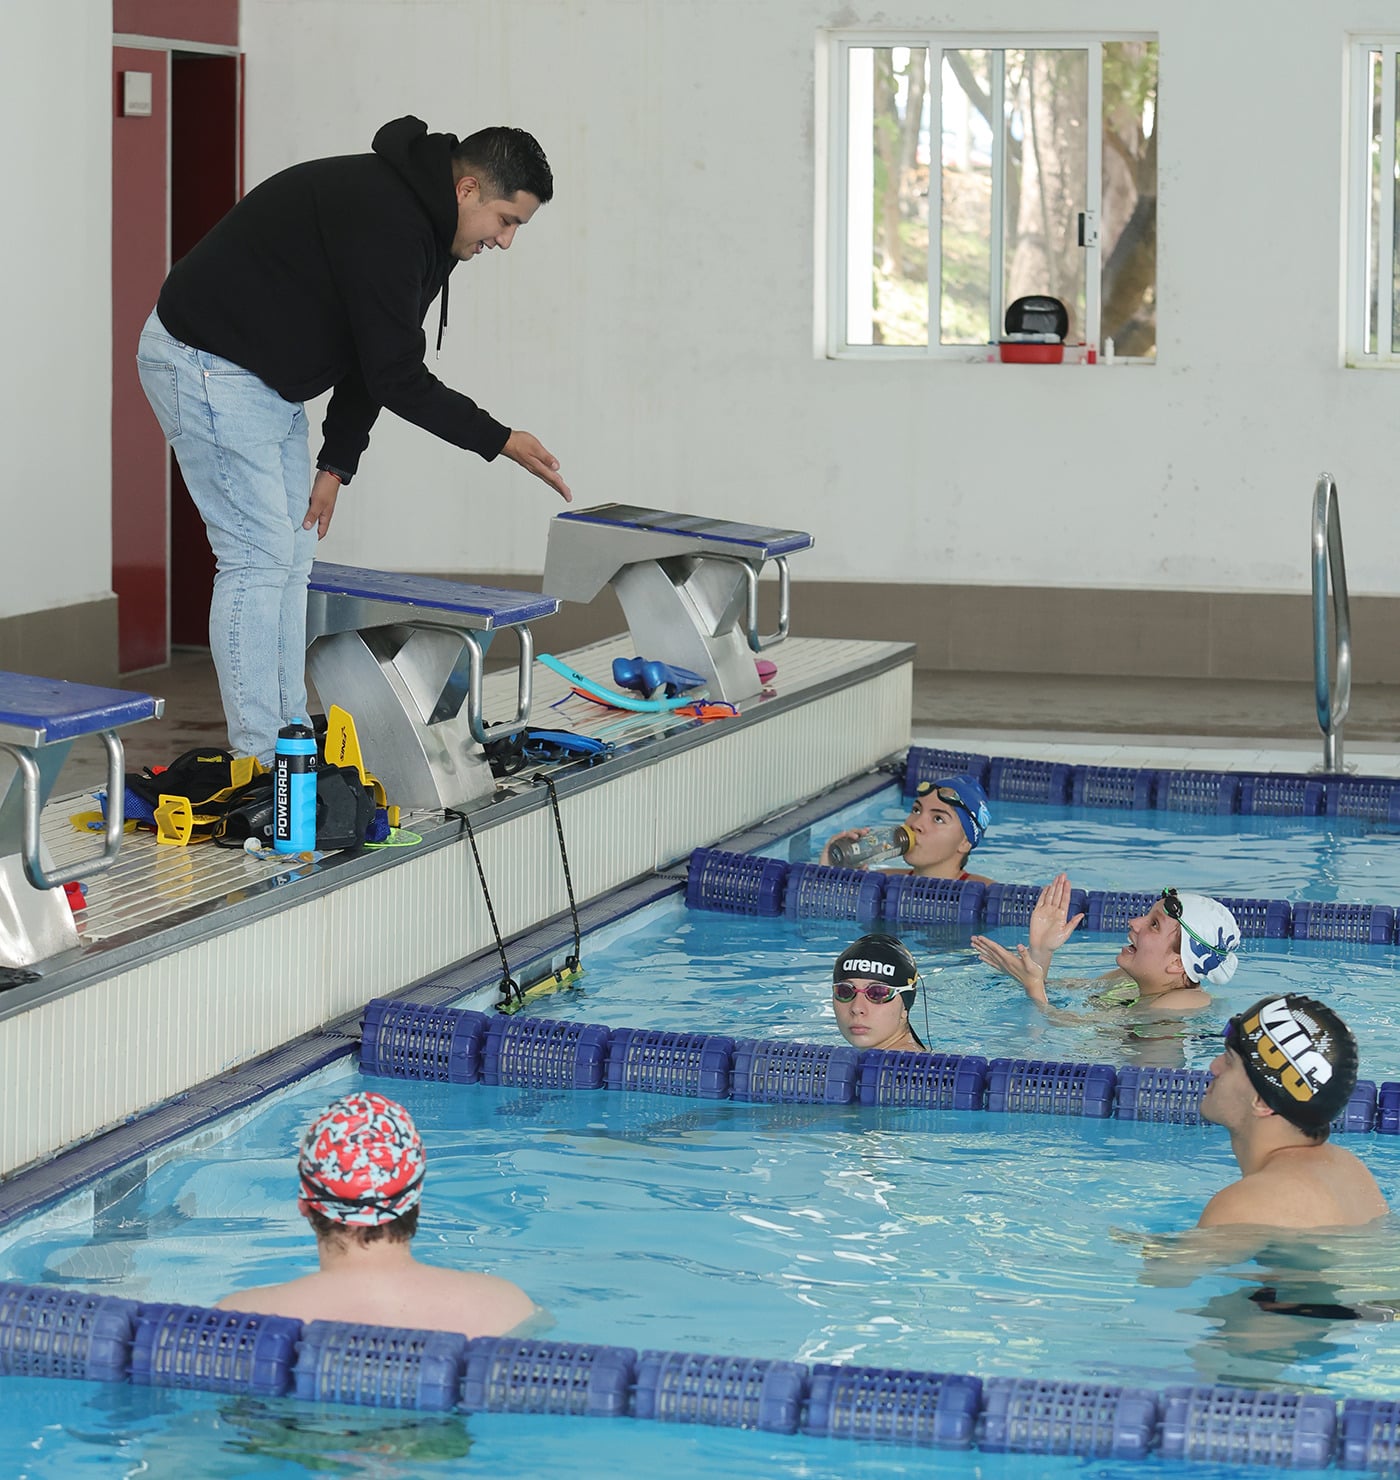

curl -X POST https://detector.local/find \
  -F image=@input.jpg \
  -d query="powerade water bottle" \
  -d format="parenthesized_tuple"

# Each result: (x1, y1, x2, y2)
(273, 719, 317, 854)
(828, 824, 913, 869)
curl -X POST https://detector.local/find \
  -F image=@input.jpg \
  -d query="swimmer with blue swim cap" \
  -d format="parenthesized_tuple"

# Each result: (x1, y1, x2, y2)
(972, 875, 1241, 1020)
(822, 773, 994, 883)
(1198, 995, 1388, 1229)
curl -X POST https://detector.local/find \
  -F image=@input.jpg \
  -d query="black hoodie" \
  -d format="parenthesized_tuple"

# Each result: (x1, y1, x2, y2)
(157, 116, 510, 481)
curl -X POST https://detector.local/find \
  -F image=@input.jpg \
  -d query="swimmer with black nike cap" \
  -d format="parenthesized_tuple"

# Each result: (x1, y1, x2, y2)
(1197, 994, 1387, 1229)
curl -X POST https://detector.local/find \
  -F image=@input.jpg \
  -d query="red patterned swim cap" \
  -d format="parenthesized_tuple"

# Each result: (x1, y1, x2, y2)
(297, 1091, 426, 1227)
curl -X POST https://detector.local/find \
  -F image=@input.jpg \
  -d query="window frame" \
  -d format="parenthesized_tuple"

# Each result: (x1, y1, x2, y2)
(1345, 38, 1400, 367)
(819, 29, 1156, 362)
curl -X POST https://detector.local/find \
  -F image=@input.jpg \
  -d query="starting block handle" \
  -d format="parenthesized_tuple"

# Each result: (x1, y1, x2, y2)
(710, 554, 792, 653)
(463, 626, 535, 744)
(1, 729, 126, 889)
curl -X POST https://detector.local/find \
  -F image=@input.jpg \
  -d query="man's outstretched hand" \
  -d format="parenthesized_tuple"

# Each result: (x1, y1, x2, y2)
(502, 430, 572, 501)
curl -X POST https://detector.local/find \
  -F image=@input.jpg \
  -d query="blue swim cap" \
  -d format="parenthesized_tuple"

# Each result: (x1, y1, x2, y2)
(916, 775, 991, 849)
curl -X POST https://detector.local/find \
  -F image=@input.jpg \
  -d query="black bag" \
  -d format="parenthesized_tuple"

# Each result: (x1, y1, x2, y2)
(314, 764, 376, 850)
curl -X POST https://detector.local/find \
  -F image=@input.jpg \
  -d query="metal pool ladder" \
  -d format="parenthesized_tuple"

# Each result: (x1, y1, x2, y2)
(1312, 473, 1351, 772)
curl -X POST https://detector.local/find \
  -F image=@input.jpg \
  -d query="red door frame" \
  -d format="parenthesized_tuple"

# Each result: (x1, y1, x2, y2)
(110, 0, 240, 671)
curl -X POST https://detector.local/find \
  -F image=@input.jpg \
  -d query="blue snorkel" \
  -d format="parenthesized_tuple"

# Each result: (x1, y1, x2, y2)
(537, 654, 706, 713)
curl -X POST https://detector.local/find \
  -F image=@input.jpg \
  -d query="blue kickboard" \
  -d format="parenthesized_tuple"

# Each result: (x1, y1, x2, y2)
(308, 563, 559, 626)
(556, 504, 813, 558)
(0, 672, 160, 745)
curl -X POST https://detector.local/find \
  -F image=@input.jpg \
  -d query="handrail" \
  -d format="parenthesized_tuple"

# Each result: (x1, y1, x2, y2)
(1311, 473, 1352, 772)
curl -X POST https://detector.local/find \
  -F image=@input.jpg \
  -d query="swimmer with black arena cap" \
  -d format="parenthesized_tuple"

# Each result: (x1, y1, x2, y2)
(1197, 995, 1388, 1229)
(831, 934, 928, 1054)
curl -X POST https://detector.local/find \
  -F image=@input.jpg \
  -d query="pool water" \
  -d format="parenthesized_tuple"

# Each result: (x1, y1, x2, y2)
(525, 897, 1400, 1079)
(783, 785, 1400, 904)
(5, 781, 1400, 1478)
(6, 1071, 1400, 1478)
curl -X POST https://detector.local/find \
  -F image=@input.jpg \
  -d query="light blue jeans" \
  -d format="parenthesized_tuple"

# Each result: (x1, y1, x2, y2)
(137, 309, 318, 765)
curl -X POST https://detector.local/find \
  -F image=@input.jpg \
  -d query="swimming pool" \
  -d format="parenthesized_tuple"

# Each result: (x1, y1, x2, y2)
(4, 752, 1399, 1477)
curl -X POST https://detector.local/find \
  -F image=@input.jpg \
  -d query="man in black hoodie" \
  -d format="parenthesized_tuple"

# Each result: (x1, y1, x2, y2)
(136, 117, 568, 765)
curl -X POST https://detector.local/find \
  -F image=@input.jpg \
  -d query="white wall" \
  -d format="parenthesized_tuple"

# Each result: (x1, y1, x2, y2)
(5, 0, 1397, 632)
(241, 0, 1400, 600)
(0, 0, 112, 621)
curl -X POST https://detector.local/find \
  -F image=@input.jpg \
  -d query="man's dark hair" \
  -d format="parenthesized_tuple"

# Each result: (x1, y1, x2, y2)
(452, 127, 553, 204)
(306, 1204, 420, 1245)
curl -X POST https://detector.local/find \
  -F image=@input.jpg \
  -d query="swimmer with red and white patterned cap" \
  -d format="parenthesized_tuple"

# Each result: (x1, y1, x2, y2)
(216, 1090, 541, 1336)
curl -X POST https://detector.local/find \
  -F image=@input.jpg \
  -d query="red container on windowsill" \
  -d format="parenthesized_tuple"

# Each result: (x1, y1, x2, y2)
(998, 340, 1065, 364)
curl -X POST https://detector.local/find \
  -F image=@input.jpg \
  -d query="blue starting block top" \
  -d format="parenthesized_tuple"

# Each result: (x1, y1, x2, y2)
(556, 505, 814, 560)
(0, 672, 162, 748)
(308, 564, 560, 630)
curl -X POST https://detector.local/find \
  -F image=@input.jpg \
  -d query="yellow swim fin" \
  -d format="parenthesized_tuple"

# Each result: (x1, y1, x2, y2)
(324, 704, 388, 807)
(154, 793, 195, 846)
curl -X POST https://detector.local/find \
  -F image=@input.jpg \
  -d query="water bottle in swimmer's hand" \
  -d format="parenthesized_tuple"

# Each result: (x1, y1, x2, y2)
(828, 824, 913, 869)
(273, 719, 318, 854)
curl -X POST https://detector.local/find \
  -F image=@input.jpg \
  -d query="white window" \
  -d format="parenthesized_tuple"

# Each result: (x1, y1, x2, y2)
(1347, 40, 1400, 365)
(821, 34, 1158, 361)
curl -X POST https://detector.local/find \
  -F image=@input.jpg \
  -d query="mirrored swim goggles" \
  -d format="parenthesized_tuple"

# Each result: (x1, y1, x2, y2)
(833, 980, 902, 1004)
(1159, 887, 1238, 961)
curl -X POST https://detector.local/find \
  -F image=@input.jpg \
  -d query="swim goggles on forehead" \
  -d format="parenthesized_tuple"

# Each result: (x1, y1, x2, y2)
(1159, 887, 1237, 960)
(833, 981, 903, 1004)
(916, 784, 981, 829)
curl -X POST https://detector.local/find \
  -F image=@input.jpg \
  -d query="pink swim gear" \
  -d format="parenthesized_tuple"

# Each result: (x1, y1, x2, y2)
(297, 1090, 426, 1227)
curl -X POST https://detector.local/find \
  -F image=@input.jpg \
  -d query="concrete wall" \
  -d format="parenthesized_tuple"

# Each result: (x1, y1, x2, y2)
(4, 1, 1398, 679)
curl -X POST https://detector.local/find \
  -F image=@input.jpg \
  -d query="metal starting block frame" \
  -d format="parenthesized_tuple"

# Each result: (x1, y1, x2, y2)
(305, 564, 560, 812)
(0, 672, 161, 968)
(542, 504, 814, 701)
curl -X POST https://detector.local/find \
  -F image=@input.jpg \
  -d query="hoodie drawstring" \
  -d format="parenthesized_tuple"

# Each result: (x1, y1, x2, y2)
(436, 274, 449, 355)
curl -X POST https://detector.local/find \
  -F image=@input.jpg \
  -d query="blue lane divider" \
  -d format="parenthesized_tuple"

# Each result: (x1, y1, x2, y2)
(1293, 902, 1396, 945)
(462, 1337, 636, 1417)
(606, 1029, 735, 1099)
(857, 1051, 988, 1109)
(977, 1379, 1159, 1459)
(1153, 770, 1240, 814)
(632, 1351, 808, 1432)
(1, 1278, 1394, 1467)
(986, 1060, 1118, 1118)
(882, 875, 987, 930)
(0, 1284, 139, 1382)
(1380, 1083, 1400, 1134)
(903, 747, 991, 796)
(803, 1365, 982, 1447)
(684, 849, 1390, 944)
(731, 1040, 860, 1104)
(131, 1304, 300, 1396)
(295, 1321, 469, 1410)
(360, 1000, 489, 1084)
(782, 861, 885, 924)
(985, 882, 1088, 931)
(1159, 1386, 1337, 1469)
(686, 847, 787, 916)
(1115, 1068, 1213, 1125)
(1239, 774, 1325, 816)
(1326, 777, 1400, 823)
(1340, 1398, 1400, 1471)
(1069, 766, 1157, 810)
(356, 1000, 1388, 1135)
(480, 1016, 611, 1089)
(988, 757, 1073, 805)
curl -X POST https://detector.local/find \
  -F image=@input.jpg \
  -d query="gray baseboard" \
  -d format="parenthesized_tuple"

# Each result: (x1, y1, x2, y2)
(0, 597, 120, 688)
(433, 573, 1393, 684)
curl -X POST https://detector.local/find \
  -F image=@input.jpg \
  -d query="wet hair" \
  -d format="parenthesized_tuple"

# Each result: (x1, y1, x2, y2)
(451, 127, 553, 203)
(306, 1204, 419, 1245)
